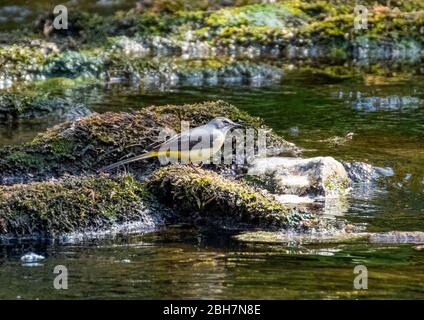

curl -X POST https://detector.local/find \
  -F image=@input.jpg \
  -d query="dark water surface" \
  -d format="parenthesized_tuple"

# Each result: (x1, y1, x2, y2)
(1, 71, 424, 299)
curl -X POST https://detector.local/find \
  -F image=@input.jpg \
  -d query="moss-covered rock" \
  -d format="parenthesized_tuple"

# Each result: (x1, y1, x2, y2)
(0, 91, 84, 120)
(0, 101, 300, 183)
(0, 174, 151, 237)
(199, 3, 307, 46)
(234, 230, 367, 245)
(35, 11, 112, 44)
(0, 164, 329, 238)
(147, 165, 315, 230)
(2, 1, 422, 87)
(235, 230, 424, 245)
(0, 45, 47, 83)
(42, 50, 106, 78)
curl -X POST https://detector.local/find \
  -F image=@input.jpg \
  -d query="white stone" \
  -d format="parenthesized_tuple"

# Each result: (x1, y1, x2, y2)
(248, 156, 350, 198)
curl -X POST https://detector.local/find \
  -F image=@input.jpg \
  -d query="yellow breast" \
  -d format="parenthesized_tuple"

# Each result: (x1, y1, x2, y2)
(154, 130, 226, 163)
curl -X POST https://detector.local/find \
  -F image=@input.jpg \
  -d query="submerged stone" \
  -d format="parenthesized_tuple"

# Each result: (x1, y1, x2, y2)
(234, 230, 367, 245)
(369, 231, 424, 244)
(352, 95, 421, 112)
(343, 161, 394, 184)
(235, 230, 424, 245)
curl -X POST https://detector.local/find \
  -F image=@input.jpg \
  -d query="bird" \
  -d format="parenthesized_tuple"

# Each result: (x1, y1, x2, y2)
(99, 117, 243, 172)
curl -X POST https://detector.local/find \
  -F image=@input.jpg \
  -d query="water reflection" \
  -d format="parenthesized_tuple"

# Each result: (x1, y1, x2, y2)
(0, 71, 424, 298)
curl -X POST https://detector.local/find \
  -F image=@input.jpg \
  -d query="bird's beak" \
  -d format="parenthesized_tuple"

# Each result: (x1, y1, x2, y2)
(232, 122, 244, 129)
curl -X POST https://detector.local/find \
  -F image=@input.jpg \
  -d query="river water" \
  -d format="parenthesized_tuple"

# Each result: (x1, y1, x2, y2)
(0, 0, 424, 300)
(0, 69, 423, 299)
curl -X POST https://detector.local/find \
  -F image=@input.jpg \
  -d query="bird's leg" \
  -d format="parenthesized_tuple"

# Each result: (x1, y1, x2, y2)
(189, 162, 201, 174)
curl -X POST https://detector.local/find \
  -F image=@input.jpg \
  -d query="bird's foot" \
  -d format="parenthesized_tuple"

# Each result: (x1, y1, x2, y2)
(189, 163, 202, 174)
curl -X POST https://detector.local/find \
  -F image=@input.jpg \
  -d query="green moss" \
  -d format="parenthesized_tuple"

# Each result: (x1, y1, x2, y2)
(235, 230, 367, 244)
(42, 50, 105, 78)
(49, 137, 76, 157)
(2, 1, 424, 83)
(30, 77, 101, 93)
(323, 174, 350, 196)
(0, 45, 46, 80)
(179, 58, 225, 70)
(147, 165, 312, 230)
(299, 14, 353, 43)
(0, 91, 77, 119)
(137, 12, 179, 36)
(205, 3, 305, 29)
(150, 99, 262, 127)
(198, 3, 308, 45)
(5, 151, 45, 169)
(0, 101, 299, 181)
(0, 174, 149, 237)
(105, 51, 159, 78)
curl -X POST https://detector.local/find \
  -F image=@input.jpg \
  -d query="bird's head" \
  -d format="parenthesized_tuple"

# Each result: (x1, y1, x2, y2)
(208, 117, 243, 131)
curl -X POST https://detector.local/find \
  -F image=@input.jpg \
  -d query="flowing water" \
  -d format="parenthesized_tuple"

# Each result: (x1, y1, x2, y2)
(0, 0, 423, 300)
(1, 70, 424, 299)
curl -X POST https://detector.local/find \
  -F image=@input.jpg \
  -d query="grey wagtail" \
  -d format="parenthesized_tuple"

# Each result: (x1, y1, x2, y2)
(100, 117, 242, 172)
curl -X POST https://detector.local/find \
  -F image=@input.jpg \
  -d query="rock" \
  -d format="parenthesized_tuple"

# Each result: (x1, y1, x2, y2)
(369, 231, 424, 244)
(247, 156, 350, 199)
(235, 231, 424, 245)
(20, 253, 45, 262)
(274, 194, 314, 204)
(234, 230, 368, 245)
(0, 45, 47, 83)
(319, 132, 354, 147)
(42, 51, 105, 78)
(0, 91, 87, 120)
(0, 174, 157, 238)
(352, 95, 421, 112)
(0, 166, 329, 238)
(147, 165, 318, 231)
(2, 2, 423, 88)
(0, 101, 300, 183)
(343, 161, 394, 184)
(62, 104, 92, 121)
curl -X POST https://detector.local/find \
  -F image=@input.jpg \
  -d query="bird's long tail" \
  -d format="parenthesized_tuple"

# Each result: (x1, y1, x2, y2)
(99, 151, 155, 172)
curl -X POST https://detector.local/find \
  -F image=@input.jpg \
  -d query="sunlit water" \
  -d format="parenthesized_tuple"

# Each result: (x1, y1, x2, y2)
(1, 70, 424, 299)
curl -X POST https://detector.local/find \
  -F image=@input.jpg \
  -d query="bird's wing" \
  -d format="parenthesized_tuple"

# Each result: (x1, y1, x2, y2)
(152, 125, 219, 153)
